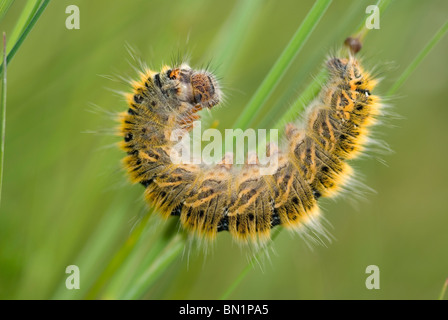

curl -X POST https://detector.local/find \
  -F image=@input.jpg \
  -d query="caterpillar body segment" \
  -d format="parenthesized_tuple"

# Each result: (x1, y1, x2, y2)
(119, 56, 382, 243)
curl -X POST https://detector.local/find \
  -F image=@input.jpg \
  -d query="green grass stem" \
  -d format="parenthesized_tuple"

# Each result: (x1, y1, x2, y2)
(0, 33, 7, 206)
(0, 0, 50, 74)
(231, 0, 332, 130)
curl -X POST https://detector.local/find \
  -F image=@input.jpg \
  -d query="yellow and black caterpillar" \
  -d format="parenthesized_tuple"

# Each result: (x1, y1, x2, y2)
(119, 56, 381, 243)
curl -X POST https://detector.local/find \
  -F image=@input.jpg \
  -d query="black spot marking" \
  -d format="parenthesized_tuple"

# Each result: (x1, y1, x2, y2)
(131, 165, 142, 172)
(339, 93, 349, 106)
(271, 209, 281, 227)
(170, 204, 183, 216)
(194, 93, 202, 104)
(356, 88, 370, 96)
(328, 58, 343, 70)
(207, 76, 215, 95)
(313, 189, 322, 200)
(124, 133, 133, 142)
(248, 213, 254, 221)
(154, 74, 162, 88)
(134, 94, 143, 104)
(128, 108, 137, 115)
(140, 179, 153, 188)
(186, 207, 192, 218)
(217, 214, 229, 232)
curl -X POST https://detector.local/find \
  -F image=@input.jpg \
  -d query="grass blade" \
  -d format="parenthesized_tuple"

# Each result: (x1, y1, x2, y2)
(0, 33, 7, 206)
(439, 278, 448, 300)
(220, 227, 282, 300)
(273, 68, 328, 131)
(118, 233, 184, 300)
(0, 0, 50, 73)
(352, 0, 392, 42)
(84, 211, 153, 299)
(270, 0, 392, 133)
(0, 0, 14, 23)
(209, 0, 262, 73)
(231, 0, 332, 130)
(6, 0, 43, 53)
(387, 20, 448, 96)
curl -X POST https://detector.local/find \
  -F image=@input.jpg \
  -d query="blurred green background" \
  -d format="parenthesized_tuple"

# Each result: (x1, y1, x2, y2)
(0, 0, 447, 300)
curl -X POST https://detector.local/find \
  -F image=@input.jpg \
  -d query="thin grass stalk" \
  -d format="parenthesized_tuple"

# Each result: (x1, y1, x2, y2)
(219, 227, 282, 300)
(272, 0, 391, 132)
(439, 278, 448, 300)
(6, 0, 43, 53)
(387, 20, 448, 96)
(84, 211, 153, 299)
(353, 0, 392, 42)
(272, 68, 328, 131)
(209, 0, 261, 73)
(100, 218, 181, 299)
(231, 0, 332, 130)
(256, 0, 369, 131)
(0, 33, 7, 206)
(0, 0, 50, 74)
(0, 0, 14, 23)
(118, 233, 184, 300)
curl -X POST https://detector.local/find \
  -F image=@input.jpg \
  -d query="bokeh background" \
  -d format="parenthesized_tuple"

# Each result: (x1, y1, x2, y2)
(0, 0, 447, 300)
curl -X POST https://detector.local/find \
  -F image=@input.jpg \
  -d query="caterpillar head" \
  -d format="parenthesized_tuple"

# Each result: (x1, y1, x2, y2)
(166, 64, 221, 109)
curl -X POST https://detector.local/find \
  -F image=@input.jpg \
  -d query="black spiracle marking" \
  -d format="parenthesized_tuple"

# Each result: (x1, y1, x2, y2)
(154, 74, 162, 89)
(170, 204, 183, 216)
(140, 179, 154, 188)
(312, 189, 322, 200)
(217, 213, 229, 232)
(271, 208, 281, 228)
(356, 88, 370, 96)
(134, 94, 144, 104)
(124, 133, 133, 142)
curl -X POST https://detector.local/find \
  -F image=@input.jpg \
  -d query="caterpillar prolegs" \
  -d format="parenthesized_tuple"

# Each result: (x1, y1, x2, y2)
(119, 56, 381, 243)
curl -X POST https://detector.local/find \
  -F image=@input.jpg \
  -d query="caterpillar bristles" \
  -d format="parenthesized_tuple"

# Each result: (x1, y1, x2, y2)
(117, 49, 386, 246)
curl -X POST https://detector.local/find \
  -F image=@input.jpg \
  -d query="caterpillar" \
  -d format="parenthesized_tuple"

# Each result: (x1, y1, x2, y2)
(118, 55, 381, 244)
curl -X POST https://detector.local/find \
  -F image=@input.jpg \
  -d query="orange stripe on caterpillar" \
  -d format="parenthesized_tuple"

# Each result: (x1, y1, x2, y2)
(118, 56, 382, 243)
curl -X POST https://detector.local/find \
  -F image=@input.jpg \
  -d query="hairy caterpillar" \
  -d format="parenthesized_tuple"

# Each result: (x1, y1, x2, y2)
(118, 55, 381, 244)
